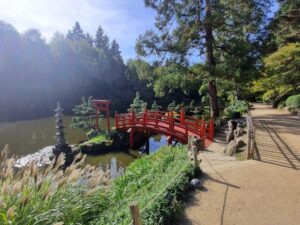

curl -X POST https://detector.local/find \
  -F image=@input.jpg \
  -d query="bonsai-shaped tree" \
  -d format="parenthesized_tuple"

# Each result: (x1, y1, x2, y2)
(129, 92, 147, 113)
(167, 100, 176, 111)
(70, 96, 103, 132)
(175, 101, 185, 112)
(151, 100, 162, 111)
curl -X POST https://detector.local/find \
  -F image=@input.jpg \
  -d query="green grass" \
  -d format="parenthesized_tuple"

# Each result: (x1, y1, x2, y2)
(83, 134, 109, 144)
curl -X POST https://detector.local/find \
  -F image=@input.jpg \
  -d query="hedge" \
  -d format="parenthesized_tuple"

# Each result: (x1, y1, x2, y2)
(286, 94, 300, 111)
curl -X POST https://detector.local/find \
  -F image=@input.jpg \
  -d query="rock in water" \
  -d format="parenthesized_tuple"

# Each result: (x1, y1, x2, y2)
(191, 178, 202, 189)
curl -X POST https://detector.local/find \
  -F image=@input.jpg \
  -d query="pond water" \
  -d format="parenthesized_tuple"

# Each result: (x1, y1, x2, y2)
(0, 116, 167, 177)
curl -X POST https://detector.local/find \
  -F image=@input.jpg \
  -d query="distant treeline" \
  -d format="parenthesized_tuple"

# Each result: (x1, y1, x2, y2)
(0, 21, 136, 121)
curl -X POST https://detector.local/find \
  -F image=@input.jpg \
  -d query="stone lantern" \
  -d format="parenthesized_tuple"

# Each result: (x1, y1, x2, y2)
(52, 102, 72, 163)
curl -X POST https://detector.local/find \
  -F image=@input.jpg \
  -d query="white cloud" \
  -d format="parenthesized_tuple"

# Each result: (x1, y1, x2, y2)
(0, 0, 155, 59)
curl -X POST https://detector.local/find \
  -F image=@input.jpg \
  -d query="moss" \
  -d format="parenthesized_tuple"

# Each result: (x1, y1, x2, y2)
(85, 134, 109, 144)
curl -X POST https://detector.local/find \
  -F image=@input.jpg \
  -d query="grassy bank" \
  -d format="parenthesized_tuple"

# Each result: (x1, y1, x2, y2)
(0, 145, 195, 225)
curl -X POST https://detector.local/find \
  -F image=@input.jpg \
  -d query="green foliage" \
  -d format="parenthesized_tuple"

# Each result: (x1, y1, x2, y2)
(253, 43, 300, 102)
(0, 20, 132, 121)
(270, 0, 300, 47)
(102, 146, 196, 224)
(151, 100, 162, 111)
(71, 96, 103, 132)
(224, 100, 249, 119)
(129, 92, 147, 113)
(84, 134, 108, 144)
(264, 43, 300, 90)
(0, 145, 195, 225)
(286, 94, 300, 111)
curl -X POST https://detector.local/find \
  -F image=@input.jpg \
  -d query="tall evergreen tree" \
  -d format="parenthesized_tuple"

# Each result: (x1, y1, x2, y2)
(67, 22, 86, 41)
(95, 25, 109, 52)
(85, 33, 94, 46)
(110, 39, 122, 61)
(272, 0, 300, 46)
(137, 0, 271, 118)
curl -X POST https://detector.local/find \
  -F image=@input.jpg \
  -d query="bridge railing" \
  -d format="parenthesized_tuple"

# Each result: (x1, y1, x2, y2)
(115, 109, 214, 141)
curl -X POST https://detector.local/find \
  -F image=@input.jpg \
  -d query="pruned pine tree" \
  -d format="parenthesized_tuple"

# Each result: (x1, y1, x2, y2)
(129, 92, 147, 113)
(151, 100, 162, 111)
(71, 96, 103, 131)
(167, 100, 176, 112)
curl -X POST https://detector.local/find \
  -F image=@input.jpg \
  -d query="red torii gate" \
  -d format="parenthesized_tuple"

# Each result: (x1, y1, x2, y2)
(93, 100, 111, 132)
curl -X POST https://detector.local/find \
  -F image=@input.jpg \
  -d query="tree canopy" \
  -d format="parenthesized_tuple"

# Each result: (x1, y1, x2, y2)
(0, 21, 133, 121)
(136, 0, 271, 118)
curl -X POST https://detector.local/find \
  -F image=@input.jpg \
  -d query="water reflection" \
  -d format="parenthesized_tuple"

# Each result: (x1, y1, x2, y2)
(0, 116, 167, 176)
(84, 135, 168, 177)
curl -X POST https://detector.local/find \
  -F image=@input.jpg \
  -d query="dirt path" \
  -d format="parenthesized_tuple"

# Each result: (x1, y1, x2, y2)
(175, 103, 300, 225)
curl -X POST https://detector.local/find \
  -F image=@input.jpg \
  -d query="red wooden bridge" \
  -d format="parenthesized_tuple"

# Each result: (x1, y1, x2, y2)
(115, 109, 214, 148)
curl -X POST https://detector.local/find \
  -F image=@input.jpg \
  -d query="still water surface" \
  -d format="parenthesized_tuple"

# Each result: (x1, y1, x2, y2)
(0, 116, 166, 176)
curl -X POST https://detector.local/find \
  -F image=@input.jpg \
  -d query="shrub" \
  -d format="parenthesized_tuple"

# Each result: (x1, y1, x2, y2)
(286, 94, 300, 111)
(224, 100, 249, 119)
(1, 145, 195, 225)
(101, 145, 196, 224)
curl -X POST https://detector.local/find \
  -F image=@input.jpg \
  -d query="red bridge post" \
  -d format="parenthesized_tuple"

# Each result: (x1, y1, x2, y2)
(201, 117, 206, 137)
(131, 111, 136, 125)
(115, 111, 119, 129)
(180, 108, 185, 125)
(95, 109, 99, 130)
(143, 109, 147, 126)
(209, 117, 214, 140)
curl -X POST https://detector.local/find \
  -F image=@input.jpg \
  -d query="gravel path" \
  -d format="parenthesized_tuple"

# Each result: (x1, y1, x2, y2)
(175, 103, 300, 225)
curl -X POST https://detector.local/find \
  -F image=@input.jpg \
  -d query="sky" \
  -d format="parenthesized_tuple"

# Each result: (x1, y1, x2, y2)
(0, 0, 156, 61)
(0, 0, 279, 61)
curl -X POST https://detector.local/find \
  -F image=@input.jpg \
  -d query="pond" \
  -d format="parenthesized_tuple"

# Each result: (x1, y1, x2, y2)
(0, 116, 167, 177)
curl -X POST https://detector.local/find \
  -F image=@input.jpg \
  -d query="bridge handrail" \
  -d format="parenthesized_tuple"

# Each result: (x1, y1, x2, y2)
(115, 109, 214, 141)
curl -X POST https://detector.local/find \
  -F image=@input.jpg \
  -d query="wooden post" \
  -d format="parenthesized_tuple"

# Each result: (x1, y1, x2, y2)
(129, 202, 142, 225)
(155, 112, 158, 127)
(193, 146, 199, 168)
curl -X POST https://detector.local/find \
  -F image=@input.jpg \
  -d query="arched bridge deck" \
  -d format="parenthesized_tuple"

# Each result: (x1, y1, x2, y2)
(115, 109, 214, 148)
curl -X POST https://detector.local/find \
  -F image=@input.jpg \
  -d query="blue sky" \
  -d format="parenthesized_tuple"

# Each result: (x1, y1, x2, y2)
(0, 0, 278, 61)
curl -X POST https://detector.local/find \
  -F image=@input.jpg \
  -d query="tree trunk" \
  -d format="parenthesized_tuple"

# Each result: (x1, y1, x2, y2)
(205, 0, 219, 118)
(208, 81, 218, 118)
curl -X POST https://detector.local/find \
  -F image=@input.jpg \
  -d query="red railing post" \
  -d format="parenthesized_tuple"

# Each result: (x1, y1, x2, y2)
(130, 128, 134, 148)
(95, 109, 99, 130)
(155, 112, 158, 127)
(209, 117, 214, 140)
(115, 111, 119, 129)
(143, 108, 147, 126)
(180, 108, 185, 125)
(185, 124, 188, 138)
(201, 117, 206, 137)
(122, 115, 125, 127)
(131, 111, 136, 125)
(169, 111, 174, 130)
